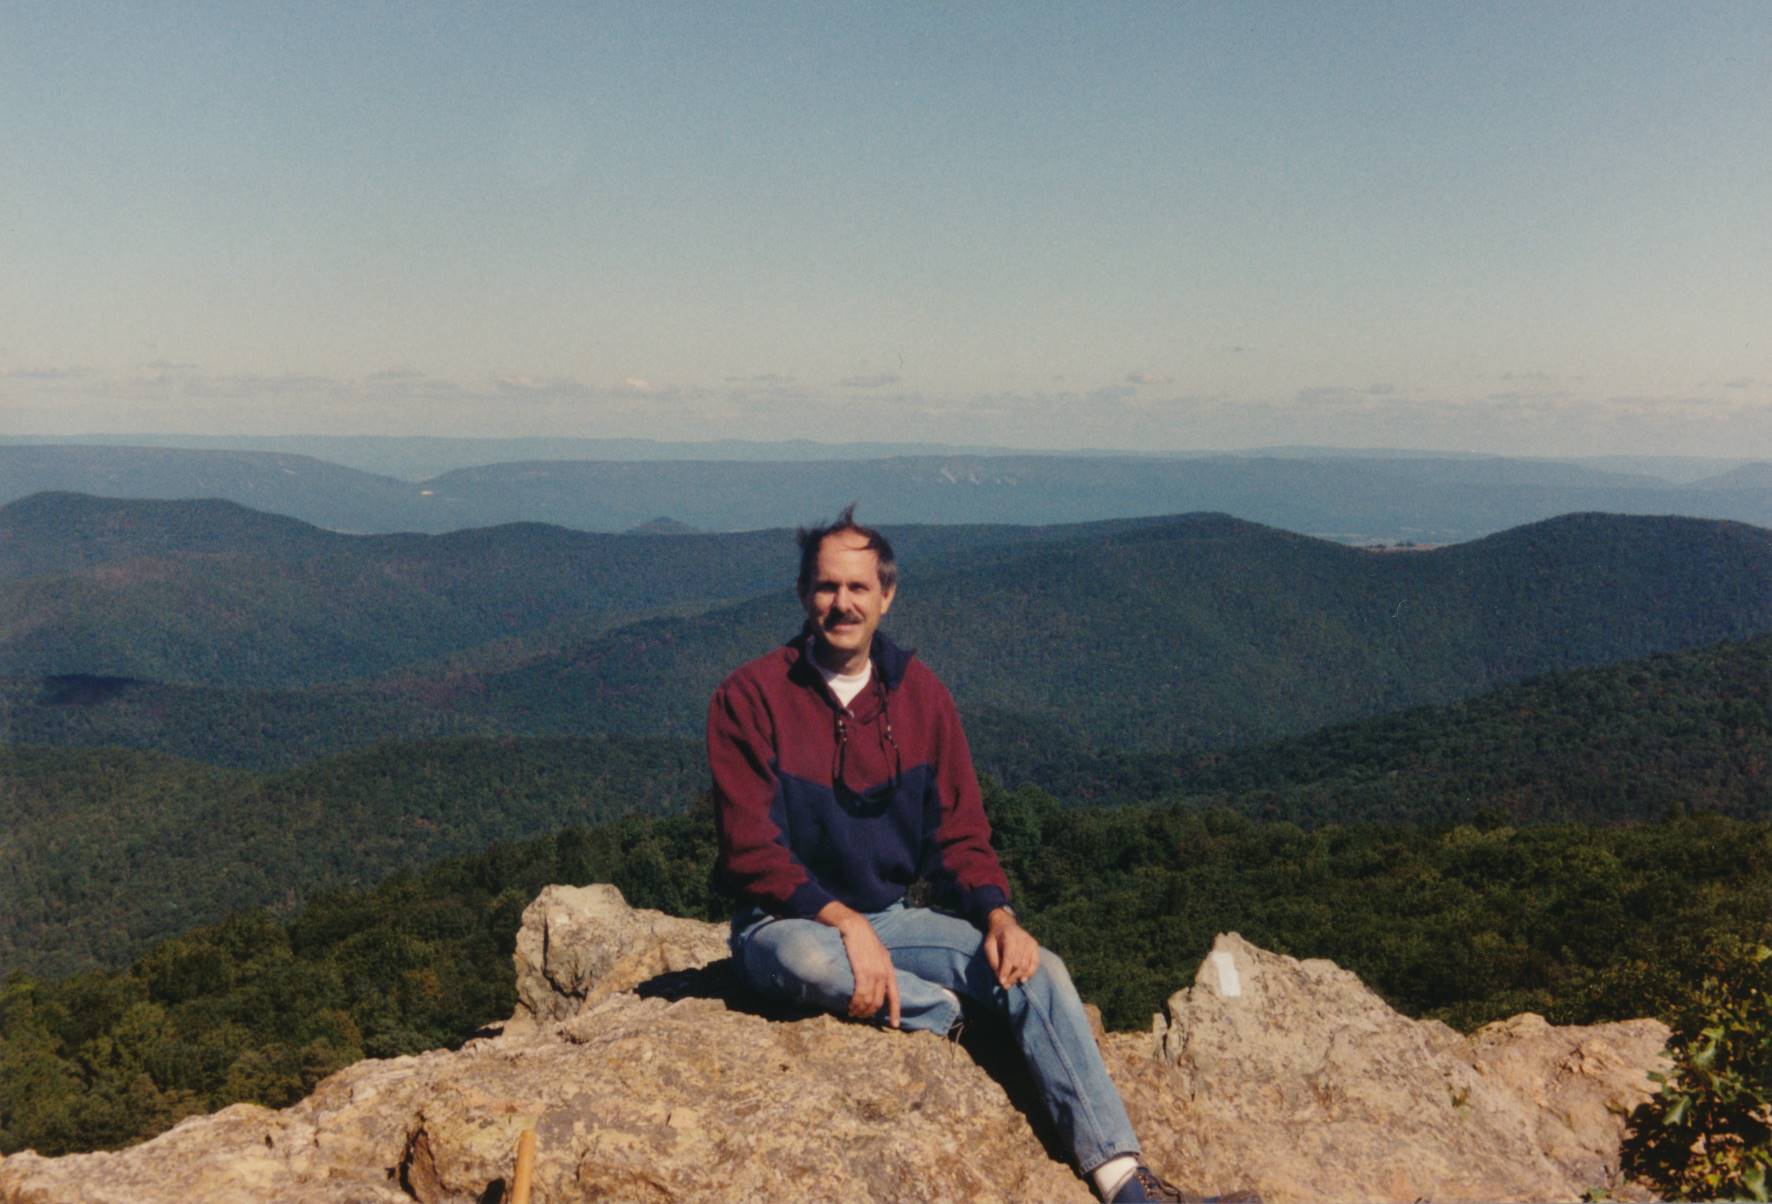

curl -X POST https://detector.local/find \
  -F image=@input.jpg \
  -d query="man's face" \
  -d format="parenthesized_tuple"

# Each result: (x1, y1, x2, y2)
(800, 531, 895, 670)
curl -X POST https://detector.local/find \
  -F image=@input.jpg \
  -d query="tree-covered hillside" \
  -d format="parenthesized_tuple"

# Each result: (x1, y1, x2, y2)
(1158, 633, 1772, 826)
(0, 673, 443, 769)
(8, 632, 1772, 982)
(0, 738, 704, 978)
(5, 800, 1769, 1158)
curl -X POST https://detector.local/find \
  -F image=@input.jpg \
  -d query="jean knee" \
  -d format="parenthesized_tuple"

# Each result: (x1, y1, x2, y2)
(756, 926, 849, 993)
(1029, 947, 1078, 1001)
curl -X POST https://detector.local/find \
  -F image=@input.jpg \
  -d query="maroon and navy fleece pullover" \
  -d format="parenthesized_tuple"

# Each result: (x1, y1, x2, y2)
(707, 630, 1011, 926)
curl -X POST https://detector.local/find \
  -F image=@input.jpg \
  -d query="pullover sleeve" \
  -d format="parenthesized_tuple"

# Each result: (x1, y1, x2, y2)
(925, 678, 1012, 926)
(707, 675, 836, 918)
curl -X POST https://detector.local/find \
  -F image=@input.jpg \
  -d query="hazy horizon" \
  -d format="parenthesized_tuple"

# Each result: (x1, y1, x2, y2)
(5, 2, 1769, 457)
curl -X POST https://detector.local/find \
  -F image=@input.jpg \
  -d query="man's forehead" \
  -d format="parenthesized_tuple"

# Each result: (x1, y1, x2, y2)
(812, 532, 882, 575)
(821, 530, 874, 555)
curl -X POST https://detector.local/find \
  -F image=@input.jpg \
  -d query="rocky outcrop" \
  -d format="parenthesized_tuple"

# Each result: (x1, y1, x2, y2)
(1144, 940, 1669, 1202)
(0, 885, 1670, 1203)
(509, 884, 730, 1025)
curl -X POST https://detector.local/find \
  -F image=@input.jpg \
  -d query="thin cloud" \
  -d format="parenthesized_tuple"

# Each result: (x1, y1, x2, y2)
(215, 372, 337, 395)
(495, 374, 593, 396)
(2, 365, 91, 381)
(1296, 386, 1359, 404)
(1125, 370, 1173, 386)
(133, 360, 201, 382)
(364, 372, 468, 402)
(1478, 391, 1572, 414)
(492, 374, 601, 402)
(616, 377, 711, 405)
(1589, 392, 1749, 416)
(839, 373, 901, 389)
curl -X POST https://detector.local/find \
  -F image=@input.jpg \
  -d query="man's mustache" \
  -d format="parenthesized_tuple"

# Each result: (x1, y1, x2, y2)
(822, 613, 863, 629)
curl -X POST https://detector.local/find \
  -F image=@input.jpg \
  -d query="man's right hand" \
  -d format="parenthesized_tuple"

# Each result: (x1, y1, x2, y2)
(816, 902, 901, 1028)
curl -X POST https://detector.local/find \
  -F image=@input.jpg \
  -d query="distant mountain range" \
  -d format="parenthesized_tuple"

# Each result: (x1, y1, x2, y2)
(458, 509, 1772, 758)
(5, 495, 1770, 773)
(0, 433, 1027, 479)
(3, 433, 1756, 483)
(0, 493, 1160, 687)
(4, 441, 1770, 542)
(0, 491, 796, 686)
(0, 444, 430, 533)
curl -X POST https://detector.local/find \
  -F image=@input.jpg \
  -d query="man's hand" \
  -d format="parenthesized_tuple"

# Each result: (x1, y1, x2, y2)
(984, 907, 1040, 990)
(816, 901, 901, 1028)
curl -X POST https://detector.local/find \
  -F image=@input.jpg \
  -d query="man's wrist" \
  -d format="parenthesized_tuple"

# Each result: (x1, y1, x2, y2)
(816, 900, 869, 935)
(986, 905, 1017, 929)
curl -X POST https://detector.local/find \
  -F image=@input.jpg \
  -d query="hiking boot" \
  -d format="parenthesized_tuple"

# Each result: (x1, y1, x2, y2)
(1107, 1165, 1192, 1203)
(1105, 1166, 1263, 1204)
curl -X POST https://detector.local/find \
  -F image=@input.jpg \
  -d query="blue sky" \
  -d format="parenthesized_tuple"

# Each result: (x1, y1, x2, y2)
(3, 2, 1769, 455)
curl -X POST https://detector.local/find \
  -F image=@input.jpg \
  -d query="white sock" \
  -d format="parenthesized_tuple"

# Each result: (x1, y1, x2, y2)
(1091, 1154, 1138, 1200)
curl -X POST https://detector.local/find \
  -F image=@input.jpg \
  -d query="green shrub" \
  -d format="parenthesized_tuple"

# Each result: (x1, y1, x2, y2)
(1625, 940, 1772, 1200)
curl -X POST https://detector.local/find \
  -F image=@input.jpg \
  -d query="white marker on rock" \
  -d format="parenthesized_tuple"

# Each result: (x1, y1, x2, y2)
(1209, 950, 1242, 998)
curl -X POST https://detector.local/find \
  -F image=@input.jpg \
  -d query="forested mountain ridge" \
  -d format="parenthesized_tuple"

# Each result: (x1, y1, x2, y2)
(6, 631, 1772, 981)
(4, 507, 1770, 769)
(459, 511, 1772, 755)
(0, 492, 796, 686)
(0, 493, 1172, 687)
(0, 492, 341, 578)
(0, 444, 429, 533)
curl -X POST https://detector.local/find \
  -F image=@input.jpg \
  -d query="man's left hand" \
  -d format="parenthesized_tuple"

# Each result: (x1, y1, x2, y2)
(983, 907, 1040, 990)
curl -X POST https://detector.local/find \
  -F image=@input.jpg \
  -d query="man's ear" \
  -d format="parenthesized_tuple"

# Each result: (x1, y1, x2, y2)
(879, 584, 896, 615)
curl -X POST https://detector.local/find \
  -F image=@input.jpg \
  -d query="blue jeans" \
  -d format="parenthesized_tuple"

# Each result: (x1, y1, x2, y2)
(730, 900, 1141, 1174)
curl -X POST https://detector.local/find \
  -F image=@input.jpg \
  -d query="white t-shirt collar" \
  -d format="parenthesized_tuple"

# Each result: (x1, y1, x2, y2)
(819, 660, 871, 708)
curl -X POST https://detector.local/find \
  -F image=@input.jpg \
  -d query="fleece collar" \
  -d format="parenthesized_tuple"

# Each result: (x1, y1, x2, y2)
(788, 625, 915, 693)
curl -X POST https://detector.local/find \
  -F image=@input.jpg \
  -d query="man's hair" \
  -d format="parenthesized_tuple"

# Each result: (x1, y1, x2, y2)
(796, 503, 898, 597)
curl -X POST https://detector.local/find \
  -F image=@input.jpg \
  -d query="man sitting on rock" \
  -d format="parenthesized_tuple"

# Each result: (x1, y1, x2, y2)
(706, 506, 1194, 1204)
